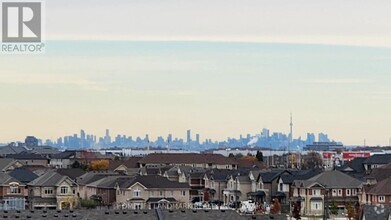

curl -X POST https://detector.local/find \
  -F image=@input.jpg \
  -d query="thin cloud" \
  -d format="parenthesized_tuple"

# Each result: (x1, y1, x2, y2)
(0, 73, 107, 91)
(298, 78, 374, 85)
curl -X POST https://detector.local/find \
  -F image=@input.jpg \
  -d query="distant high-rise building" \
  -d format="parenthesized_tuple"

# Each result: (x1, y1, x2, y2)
(187, 129, 191, 143)
(80, 129, 85, 140)
(318, 133, 330, 142)
(57, 137, 63, 146)
(105, 129, 111, 146)
(80, 129, 86, 148)
(306, 133, 315, 144)
(261, 128, 270, 139)
(25, 136, 38, 147)
(196, 134, 200, 144)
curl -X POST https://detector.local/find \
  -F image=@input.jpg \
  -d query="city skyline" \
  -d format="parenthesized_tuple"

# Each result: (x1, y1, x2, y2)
(3, 128, 342, 147)
(1, 1, 391, 145)
(4, 127, 338, 151)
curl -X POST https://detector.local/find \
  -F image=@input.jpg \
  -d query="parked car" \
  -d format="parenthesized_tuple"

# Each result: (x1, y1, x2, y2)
(228, 201, 241, 209)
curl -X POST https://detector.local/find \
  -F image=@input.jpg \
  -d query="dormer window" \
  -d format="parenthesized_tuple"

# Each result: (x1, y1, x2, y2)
(10, 186, 21, 194)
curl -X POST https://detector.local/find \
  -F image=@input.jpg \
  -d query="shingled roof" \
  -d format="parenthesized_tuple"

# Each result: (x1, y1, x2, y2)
(6, 151, 47, 160)
(120, 175, 190, 189)
(367, 176, 391, 195)
(364, 154, 391, 165)
(0, 172, 22, 185)
(294, 170, 363, 188)
(76, 172, 119, 185)
(8, 168, 39, 183)
(138, 153, 238, 165)
(28, 170, 76, 187)
(108, 157, 142, 170)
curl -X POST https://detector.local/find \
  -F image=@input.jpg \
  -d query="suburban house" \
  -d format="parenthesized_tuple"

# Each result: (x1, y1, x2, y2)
(76, 172, 119, 201)
(115, 175, 190, 210)
(6, 152, 49, 167)
(364, 176, 391, 205)
(163, 166, 197, 183)
(275, 169, 322, 204)
(27, 170, 78, 210)
(204, 169, 233, 204)
(259, 169, 289, 202)
(108, 157, 141, 175)
(0, 145, 27, 157)
(222, 170, 252, 205)
(292, 170, 363, 217)
(363, 154, 391, 171)
(50, 150, 111, 169)
(83, 175, 133, 207)
(0, 173, 28, 210)
(337, 157, 366, 179)
(50, 151, 77, 168)
(138, 153, 238, 170)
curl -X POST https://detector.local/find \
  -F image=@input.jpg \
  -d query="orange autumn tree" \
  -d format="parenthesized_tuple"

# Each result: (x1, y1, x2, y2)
(89, 159, 109, 171)
(242, 156, 257, 162)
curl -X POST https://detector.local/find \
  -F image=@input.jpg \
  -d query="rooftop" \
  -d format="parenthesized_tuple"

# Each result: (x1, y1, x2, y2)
(138, 153, 238, 165)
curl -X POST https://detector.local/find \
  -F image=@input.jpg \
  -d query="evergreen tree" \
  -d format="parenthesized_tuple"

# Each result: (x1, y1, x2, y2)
(256, 151, 264, 162)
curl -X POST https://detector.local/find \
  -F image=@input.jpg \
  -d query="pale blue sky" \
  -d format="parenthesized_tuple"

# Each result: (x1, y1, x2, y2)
(1, 1, 391, 145)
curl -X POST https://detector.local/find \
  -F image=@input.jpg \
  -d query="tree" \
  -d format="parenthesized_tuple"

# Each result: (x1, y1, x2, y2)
(80, 199, 96, 209)
(330, 200, 338, 215)
(228, 153, 235, 158)
(256, 151, 264, 162)
(302, 152, 323, 169)
(234, 153, 244, 159)
(89, 159, 109, 171)
(271, 198, 281, 214)
(242, 156, 257, 162)
(346, 202, 355, 219)
(203, 190, 210, 202)
(71, 161, 81, 168)
(292, 200, 301, 219)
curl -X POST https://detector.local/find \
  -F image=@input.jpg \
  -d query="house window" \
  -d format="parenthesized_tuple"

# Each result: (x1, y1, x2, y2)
(279, 183, 283, 191)
(44, 188, 53, 195)
(10, 186, 21, 194)
(181, 191, 186, 196)
(337, 189, 342, 196)
(379, 196, 385, 202)
(133, 190, 141, 198)
(159, 191, 163, 196)
(346, 189, 351, 196)
(332, 189, 337, 196)
(313, 189, 320, 196)
(352, 189, 357, 196)
(311, 201, 322, 210)
(60, 186, 68, 194)
(211, 182, 214, 188)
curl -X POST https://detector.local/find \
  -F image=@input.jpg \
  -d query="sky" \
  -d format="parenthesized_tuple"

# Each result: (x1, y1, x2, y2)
(1, 0, 391, 145)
